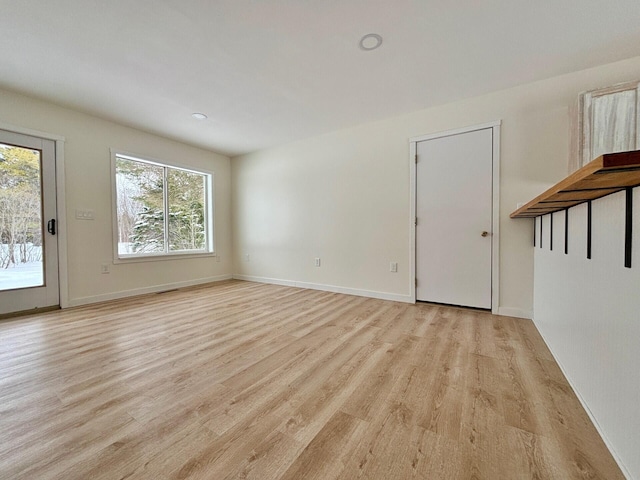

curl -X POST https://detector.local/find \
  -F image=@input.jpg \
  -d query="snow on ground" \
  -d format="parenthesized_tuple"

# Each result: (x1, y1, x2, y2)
(0, 262, 44, 291)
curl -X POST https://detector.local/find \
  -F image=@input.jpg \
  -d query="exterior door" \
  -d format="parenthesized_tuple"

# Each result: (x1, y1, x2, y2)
(415, 127, 493, 309)
(0, 129, 59, 315)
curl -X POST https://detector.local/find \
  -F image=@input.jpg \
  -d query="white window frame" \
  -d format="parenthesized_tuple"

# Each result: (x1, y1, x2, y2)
(110, 149, 215, 263)
(578, 81, 640, 168)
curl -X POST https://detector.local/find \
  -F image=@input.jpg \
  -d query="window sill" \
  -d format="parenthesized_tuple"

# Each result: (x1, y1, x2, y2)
(113, 251, 216, 264)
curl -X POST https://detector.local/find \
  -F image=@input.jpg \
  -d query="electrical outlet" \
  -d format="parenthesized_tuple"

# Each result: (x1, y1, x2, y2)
(101, 263, 110, 274)
(216, 255, 221, 262)
(245, 253, 250, 262)
(314, 257, 321, 267)
(390, 262, 398, 273)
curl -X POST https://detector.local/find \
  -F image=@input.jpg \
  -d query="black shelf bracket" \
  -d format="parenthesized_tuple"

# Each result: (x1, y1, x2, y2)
(587, 201, 592, 260)
(564, 209, 569, 255)
(625, 188, 633, 268)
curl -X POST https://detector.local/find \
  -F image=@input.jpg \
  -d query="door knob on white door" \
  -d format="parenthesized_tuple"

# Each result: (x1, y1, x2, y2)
(481, 231, 490, 237)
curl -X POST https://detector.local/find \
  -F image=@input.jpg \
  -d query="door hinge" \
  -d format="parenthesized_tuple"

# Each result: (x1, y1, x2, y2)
(415, 217, 418, 226)
(414, 154, 418, 164)
(415, 278, 418, 287)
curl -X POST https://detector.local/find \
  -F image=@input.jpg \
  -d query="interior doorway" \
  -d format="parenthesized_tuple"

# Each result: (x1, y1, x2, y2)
(410, 122, 500, 312)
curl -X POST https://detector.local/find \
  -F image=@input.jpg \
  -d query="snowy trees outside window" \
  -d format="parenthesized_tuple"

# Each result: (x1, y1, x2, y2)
(114, 153, 213, 258)
(0, 144, 43, 270)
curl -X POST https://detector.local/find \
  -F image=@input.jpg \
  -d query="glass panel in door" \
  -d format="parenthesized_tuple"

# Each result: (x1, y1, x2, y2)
(0, 143, 44, 291)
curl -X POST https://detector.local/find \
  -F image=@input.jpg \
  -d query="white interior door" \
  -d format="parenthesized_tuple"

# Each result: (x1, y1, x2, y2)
(0, 129, 59, 315)
(415, 127, 493, 309)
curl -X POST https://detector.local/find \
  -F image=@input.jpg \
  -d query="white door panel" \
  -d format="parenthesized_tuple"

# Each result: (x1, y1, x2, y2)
(0, 129, 59, 315)
(416, 128, 493, 308)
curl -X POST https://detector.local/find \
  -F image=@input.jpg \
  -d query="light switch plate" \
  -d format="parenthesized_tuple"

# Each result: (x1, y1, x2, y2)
(76, 209, 95, 220)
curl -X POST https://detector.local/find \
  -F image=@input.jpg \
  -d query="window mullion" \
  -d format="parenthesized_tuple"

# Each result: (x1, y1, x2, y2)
(163, 166, 170, 253)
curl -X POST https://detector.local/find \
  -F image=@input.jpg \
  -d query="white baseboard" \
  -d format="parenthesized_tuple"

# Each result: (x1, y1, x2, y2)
(533, 320, 631, 480)
(496, 306, 533, 319)
(232, 274, 413, 303)
(233, 275, 297, 288)
(67, 274, 233, 307)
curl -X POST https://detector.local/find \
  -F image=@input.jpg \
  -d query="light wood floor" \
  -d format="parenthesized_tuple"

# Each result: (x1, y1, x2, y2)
(0, 280, 624, 480)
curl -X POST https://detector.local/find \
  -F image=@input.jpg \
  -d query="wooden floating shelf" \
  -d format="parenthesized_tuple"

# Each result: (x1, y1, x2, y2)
(511, 150, 640, 218)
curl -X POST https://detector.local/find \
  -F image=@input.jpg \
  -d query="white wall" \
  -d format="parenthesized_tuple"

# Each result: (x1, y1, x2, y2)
(232, 55, 640, 317)
(534, 190, 640, 479)
(1, 46, 637, 479)
(0, 88, 232, 306)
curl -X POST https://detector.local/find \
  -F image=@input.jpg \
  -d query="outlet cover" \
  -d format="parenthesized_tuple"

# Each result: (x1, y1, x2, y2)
(75, 209, 95, 220)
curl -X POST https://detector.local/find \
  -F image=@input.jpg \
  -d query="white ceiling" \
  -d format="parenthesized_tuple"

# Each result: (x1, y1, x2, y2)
(2, 1, 640, 157)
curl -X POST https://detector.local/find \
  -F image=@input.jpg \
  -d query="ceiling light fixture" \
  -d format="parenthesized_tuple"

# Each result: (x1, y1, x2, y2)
(191, 113, 208, 120)
(359, 33, 383, 51)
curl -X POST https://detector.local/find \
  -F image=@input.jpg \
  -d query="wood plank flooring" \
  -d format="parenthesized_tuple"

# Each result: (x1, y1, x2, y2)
(0, 280, 624, 479)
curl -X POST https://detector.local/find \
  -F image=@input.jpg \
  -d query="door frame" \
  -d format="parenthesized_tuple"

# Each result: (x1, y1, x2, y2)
(409, 121, 501, 313)
(0, 121, 68, 309)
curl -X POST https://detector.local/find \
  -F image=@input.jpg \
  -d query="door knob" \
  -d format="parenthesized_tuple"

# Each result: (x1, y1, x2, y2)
(481, 231, 489, 237)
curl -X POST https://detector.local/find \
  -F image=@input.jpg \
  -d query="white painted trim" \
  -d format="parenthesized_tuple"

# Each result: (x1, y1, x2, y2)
(409, 121, 501, 314)
(0, 121, 65, 141)
(55, 141, 70, 308)
(496, 307, 532, 319)
(67, 274, 233, 307)
(533, 320, 632, 479)
(233, 275, 413, 303)
(491, 125, 501, 315)
(233, 275, 297, 288)
(110, 148, 216, 175)
(409, 141, 417, 303)
(409, 120, 501, 143)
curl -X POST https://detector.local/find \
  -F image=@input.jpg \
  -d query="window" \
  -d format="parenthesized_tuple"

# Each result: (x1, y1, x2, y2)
(576, 81, 640, 169)
(112, 151, 214, 260)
